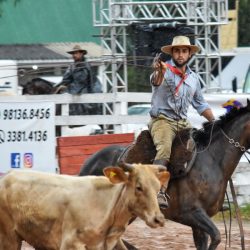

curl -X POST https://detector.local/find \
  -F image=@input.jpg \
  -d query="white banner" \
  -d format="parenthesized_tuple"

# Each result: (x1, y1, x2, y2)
(0, 101, 56, 174)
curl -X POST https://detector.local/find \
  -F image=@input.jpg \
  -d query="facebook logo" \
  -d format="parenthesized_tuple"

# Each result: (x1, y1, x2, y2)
(11, 153, 21, 168)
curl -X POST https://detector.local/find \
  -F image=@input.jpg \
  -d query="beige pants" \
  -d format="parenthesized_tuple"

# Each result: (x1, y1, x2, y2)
(148, 114, 191, 161)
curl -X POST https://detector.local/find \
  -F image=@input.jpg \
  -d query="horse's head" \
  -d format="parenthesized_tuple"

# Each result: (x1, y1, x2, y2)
(23, 78, 54, 95)
(243, 99, 250, 147)
(193, 99, 250, 154)
(219, 99, 250, 151)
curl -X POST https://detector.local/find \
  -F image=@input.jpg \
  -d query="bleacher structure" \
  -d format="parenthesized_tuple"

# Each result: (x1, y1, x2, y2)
(92, 0, 228, 94)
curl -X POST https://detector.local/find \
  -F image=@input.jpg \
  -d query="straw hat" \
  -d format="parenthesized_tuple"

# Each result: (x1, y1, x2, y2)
(161, 36, 200, 55)
(67, 45, 87, 55)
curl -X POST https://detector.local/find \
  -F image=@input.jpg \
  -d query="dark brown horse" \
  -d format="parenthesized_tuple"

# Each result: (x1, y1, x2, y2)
(79, 99, 250, 250)
(22, 78, 66, 95)
(22, 77, 103, 115)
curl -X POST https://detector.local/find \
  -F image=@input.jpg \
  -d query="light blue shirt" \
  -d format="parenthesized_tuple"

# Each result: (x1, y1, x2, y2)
(150, 60, 210, 120)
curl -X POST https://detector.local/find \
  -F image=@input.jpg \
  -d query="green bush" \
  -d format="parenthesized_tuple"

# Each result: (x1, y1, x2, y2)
(213, 203, 250, 221)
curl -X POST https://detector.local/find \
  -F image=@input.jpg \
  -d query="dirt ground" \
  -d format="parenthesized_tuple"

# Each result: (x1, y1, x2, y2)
(21, 218, 250, 249)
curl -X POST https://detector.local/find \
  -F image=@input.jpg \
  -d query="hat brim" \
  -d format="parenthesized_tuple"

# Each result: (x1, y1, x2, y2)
(67, 49, 87, 55)
(161, 45, 200, 55)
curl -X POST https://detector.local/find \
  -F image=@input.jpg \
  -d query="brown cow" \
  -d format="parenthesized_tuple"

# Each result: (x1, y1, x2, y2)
(0, 163, 170, 250)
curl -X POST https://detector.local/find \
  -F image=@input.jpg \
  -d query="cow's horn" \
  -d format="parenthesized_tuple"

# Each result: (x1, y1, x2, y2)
(157, 165, 168, 172)
(118, 161, 134, 172)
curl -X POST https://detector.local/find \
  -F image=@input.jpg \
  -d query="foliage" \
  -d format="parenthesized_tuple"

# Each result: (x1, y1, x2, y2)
(238, 0, 250, 46)
(126, 26, 154, 92)
(127, 65, 152, 92)
(213, 203, 250, 221)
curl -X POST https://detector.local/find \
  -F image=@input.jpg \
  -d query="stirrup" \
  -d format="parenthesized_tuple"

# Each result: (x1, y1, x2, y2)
(158, 190, 170, 200)
(157, 190, 170, 209)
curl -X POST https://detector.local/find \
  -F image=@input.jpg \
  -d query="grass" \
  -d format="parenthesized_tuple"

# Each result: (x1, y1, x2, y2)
(213, 203, 250, 221)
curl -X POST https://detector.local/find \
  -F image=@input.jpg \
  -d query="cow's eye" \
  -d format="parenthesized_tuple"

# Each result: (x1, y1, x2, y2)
(136, 185, 143, 192)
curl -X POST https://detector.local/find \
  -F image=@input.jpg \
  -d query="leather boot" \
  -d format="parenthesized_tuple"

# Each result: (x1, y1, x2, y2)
(153, 159, 170, 209)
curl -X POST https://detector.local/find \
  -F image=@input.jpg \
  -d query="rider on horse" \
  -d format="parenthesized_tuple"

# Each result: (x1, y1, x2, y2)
(149, 36, 215, 209)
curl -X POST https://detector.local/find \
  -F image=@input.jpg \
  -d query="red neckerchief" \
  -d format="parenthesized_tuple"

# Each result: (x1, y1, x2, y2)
(164, 63, 188, 96)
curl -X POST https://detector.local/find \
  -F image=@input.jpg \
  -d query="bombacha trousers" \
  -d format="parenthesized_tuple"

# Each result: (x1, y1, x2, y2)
(148, 114, 191, 161)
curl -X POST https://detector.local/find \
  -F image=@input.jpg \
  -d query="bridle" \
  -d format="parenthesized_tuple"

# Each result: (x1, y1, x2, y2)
(220, 128, 246, 152)
(220, 127, 249, 250)
(220, 128, 250, 163)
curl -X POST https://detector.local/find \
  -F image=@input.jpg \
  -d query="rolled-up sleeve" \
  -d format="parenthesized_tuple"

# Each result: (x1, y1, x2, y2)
(192, 77, 210, 115)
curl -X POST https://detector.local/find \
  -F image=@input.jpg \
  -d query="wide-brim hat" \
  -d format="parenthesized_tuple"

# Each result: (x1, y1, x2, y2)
(161, 36, 200, 55)
(67, 45, 87, 55)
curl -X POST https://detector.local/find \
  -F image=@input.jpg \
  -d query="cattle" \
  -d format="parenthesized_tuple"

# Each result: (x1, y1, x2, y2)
(0, 163, 170, 250)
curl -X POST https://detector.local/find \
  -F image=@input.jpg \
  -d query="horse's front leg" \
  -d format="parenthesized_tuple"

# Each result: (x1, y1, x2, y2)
(192, 227, 208, 250)
(182, 208, 220, 250)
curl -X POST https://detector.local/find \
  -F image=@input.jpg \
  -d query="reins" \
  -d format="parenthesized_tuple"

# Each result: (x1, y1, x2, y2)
(195, 121, 216, 154)
(219, 127, 248, 250)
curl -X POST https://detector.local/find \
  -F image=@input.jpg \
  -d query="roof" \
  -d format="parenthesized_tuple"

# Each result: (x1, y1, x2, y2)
(213, 48, 250, 90)
(0, 44, 67, 61)
(0, 42, 107, 62)
(45, 42, 107, 58)
(0, 0, 99, 44)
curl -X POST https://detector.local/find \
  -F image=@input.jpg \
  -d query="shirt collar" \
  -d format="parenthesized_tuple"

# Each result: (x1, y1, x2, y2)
(169, 59, 192, 75)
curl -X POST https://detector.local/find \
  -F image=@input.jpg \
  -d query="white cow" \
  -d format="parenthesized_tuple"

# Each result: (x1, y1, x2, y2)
(0, 163, 170, 250)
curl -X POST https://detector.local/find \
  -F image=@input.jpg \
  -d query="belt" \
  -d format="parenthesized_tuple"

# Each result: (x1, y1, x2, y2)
(157, 114, 187, 122)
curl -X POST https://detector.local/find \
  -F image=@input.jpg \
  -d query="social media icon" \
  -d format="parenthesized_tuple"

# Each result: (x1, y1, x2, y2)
(24, 153, 33, 168)
(11, 153, 21, 168)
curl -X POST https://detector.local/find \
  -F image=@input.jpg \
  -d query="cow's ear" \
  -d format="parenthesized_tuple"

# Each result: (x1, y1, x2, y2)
(158, 171, 170, 186)
(103, 167, 128, 184)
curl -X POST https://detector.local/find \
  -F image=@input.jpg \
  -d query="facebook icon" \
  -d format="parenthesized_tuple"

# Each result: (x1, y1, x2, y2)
(11, 153, 21, 168)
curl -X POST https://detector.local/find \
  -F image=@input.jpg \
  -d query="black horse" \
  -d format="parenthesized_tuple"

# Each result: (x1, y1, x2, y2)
(79, 100, 250, 250)
(22, 77, 103, 135)
(22, 78, 65, 95)
(23, 77, 103, 115)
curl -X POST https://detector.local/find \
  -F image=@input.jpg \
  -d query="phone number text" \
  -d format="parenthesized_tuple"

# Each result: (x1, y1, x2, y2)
(2, 108, 51, 120)
(6, 130, 48, 142)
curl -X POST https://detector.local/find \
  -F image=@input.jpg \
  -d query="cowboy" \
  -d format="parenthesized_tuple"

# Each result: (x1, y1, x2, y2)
(61, 44, 93, 95)
(149, 35, 215, 208)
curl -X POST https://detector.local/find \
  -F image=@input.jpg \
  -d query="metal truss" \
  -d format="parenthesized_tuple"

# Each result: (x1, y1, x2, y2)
(92, 0, 228, 93)
(100, 26, 127, 94)
(187, 0, 228, 25)
(93, 1, 188, 25)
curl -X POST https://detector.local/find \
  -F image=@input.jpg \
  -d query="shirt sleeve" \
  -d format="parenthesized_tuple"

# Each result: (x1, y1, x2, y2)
(62, 65, 73, 84)
(191, 75, 210, 115)
(85, 62, 94, 93)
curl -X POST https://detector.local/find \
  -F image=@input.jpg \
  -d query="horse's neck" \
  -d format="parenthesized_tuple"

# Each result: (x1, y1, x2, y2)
(209, 127, 245, 180)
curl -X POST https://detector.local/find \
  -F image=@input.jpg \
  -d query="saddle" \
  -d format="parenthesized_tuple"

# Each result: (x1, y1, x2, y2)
(121, 129, 197, 179)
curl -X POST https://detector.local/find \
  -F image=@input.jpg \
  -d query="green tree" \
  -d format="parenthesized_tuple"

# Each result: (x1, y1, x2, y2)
(238, 0, 250, 46)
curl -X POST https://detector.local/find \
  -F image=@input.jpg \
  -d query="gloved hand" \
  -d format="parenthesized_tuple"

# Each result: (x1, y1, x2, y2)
(152, 53, 162, 70)
(151, 53, 165, 86)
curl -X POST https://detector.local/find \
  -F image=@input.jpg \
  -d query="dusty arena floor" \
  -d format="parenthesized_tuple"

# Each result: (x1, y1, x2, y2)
(22, 218, 250, 250)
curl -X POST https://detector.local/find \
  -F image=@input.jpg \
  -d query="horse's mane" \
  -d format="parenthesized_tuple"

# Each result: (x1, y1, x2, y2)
(192, 104, 250, 147)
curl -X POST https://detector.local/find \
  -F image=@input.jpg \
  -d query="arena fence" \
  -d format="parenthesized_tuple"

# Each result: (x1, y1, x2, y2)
(57, 133, 134, 175)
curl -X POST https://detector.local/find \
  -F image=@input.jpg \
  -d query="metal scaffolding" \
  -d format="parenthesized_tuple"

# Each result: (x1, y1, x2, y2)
(187, 0, 228, 91)
(92, 0, 228, 94)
